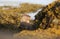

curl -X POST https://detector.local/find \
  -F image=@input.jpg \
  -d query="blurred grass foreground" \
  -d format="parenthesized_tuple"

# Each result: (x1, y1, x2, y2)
(0, 1, 60, 39)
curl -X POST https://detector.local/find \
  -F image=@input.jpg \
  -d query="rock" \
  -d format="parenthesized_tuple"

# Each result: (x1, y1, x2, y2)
(33, 1, 60, 29)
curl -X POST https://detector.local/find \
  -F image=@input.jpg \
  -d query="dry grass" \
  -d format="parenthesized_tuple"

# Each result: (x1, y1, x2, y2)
(0, 3, 43, 29)
(0, 1, 60, 39)
(14, 27, 60, 39)
(0, 3, 43, 14)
